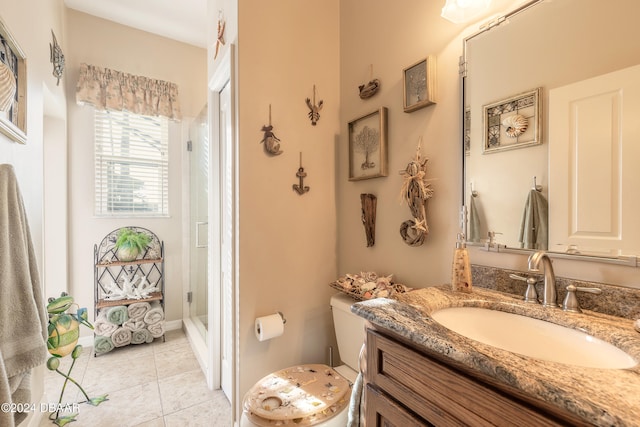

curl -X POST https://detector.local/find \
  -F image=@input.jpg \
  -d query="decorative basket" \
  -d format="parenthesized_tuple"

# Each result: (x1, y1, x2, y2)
(329, 272, 412, 301)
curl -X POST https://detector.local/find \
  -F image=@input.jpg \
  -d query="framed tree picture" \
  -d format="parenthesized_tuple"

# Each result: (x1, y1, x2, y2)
(403, 56, 436, 113)
(0, 17, 27, 144)
(348, 107, 388, 181)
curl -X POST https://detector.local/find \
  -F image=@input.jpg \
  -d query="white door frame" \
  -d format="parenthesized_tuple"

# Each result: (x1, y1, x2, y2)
(208, 43, 237, 408)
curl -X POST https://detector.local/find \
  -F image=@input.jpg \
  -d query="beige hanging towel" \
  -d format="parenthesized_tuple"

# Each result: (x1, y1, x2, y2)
(519, 189, 548, 250)
(76, 63, 182, 121)
(467, 195, 481, 243)
(0, 164, 48, 427)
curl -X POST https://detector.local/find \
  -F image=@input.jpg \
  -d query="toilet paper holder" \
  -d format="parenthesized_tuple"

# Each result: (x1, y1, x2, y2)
(256, 311, 287, 335)
(277, 311, 287, 324)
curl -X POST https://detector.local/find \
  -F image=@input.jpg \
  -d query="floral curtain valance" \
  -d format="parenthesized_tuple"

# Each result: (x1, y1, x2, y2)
(76, 63, 182, 121)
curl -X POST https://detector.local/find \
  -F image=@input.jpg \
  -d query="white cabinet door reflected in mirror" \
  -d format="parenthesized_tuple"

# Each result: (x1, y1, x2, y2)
(549, 64, 640, 256)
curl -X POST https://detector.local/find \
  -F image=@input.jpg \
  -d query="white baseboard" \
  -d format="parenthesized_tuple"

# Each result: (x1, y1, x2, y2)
(78, 319, 183, 348)
(165, 319, 182, 331)
(78, 334, 93, 348)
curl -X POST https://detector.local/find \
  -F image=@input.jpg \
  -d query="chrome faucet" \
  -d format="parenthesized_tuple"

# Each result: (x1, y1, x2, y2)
(527, 251, 558, 308)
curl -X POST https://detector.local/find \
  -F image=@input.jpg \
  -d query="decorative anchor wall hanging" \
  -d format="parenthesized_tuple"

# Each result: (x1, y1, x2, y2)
(358, 64, 380, 99)
(305, 85, 323, 126)
(292, 152, 310, 195)
(260, 104, 283, 156)
(399, 138, 434, 246)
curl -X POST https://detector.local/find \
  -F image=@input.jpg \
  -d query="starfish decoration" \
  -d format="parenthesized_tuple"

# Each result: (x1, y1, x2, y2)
(214, 13, 226, 60)
(411, 217, 428, 233)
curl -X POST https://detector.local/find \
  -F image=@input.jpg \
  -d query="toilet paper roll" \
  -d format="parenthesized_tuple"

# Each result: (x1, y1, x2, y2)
(255, 313, 285, 342)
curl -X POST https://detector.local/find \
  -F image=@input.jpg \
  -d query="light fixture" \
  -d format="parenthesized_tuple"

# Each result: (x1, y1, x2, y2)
(441, 0, 492, 23)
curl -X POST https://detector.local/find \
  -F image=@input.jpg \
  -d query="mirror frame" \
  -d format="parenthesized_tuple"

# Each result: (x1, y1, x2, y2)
(459, 0, 639, 268)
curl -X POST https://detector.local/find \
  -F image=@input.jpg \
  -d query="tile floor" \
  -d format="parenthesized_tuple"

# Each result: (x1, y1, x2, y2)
(39, 329, 231, 427)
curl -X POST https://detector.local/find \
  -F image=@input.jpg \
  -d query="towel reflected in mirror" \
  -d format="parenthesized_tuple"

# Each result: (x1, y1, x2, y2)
(519, 189, 548, 250)
(468, 194, 483, 243)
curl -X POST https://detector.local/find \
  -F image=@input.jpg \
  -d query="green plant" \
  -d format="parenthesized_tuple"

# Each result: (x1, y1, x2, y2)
(115, 228, 151, 253)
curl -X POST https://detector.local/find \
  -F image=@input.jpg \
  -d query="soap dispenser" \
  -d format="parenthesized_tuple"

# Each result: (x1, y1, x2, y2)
(451, 233, 472, 293)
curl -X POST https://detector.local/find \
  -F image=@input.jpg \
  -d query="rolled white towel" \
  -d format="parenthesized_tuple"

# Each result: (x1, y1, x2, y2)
(128, 302, 151, 320)
(94, 311, 118, 337)
(143, 306, 165, 325)
(131, 329, 154, 345)
(111, 327, 132, 347)
(147, 321, 165, 338)
(123, 318, 146, 332)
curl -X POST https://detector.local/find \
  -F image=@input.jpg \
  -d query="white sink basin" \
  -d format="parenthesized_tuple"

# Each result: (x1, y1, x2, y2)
(431, 307, 637, 369)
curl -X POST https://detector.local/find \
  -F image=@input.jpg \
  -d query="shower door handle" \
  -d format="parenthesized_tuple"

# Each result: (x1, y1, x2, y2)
(195, 221, 208, 248)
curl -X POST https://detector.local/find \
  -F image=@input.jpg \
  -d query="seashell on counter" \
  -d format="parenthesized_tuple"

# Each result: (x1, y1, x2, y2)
(502, 114, 528, 138)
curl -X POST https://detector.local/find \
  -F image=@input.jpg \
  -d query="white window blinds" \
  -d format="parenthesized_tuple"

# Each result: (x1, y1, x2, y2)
(94, 110, 169, 216)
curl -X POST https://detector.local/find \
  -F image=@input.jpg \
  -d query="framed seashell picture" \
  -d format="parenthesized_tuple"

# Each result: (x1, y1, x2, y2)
(482, 87, 541, 154)
(0, 17, 26, 144)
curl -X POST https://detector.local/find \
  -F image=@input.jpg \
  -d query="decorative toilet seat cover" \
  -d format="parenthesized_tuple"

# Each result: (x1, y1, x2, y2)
(243, 364, 352, 426)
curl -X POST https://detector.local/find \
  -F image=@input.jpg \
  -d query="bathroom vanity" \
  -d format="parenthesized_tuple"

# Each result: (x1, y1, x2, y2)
(353, 286, 640, 426)
(365, 329, 578, 426)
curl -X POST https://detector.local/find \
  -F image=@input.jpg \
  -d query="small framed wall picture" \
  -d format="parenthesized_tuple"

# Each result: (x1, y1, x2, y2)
(403, 56, 436, 113)
(482, 87, 541, 154)
(348, 107, 388, 181)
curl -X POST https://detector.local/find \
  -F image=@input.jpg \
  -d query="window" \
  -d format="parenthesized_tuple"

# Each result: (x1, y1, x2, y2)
(94, 110, 169, 216)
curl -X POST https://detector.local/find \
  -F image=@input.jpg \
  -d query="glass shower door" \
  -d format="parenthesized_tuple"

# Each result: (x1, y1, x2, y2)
(189, 105, 209, 342)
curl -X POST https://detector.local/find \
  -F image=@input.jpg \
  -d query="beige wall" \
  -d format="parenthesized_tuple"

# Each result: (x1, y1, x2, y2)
(224, 0, 640, 421)
(337, 0, 465, 288)
(0, 0, 67, 422)
(0, 0, 65, 269)
(232, 0, 341, 407)
(65, 9, 207, 328)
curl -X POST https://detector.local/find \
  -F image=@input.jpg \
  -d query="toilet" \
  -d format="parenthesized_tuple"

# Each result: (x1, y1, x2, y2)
(240, 292, 365, 427)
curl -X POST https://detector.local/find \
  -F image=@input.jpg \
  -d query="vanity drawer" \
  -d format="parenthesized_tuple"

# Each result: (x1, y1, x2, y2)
(365, 383, 431, 427)
(366, 329, 568, 426)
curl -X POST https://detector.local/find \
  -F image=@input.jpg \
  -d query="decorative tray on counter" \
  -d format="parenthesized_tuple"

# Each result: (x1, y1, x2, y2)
(329, 271, 413, 301)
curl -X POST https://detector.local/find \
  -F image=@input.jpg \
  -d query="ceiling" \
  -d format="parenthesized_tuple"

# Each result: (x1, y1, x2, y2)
(64, 0, 208, 48)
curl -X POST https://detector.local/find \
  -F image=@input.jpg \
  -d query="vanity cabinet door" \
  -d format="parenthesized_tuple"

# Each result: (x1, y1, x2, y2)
(365, 329, 573, 427)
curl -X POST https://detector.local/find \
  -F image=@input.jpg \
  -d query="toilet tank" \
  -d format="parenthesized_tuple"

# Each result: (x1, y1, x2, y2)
(330, 292, 366, 372)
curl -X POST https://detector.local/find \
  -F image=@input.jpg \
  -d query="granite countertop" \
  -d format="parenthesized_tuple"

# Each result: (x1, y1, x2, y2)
(351, 286, 640, 427)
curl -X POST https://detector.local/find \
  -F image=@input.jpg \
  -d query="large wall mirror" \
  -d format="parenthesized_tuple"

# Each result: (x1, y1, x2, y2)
(463, 0, 640, 264)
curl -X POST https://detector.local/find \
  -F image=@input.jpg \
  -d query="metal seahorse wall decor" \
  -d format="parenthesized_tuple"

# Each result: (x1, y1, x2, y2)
(293, 152, 310, 195)
(260, 104, 283, 156)
(305, 85, 323, 126)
